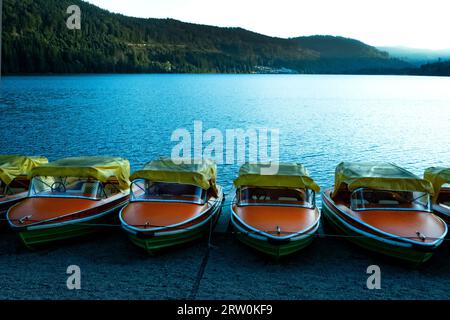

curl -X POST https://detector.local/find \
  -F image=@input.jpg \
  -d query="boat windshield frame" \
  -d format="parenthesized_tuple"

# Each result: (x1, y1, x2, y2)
(28, 176, 108, 201)
(350, 187, 432, 212)
(237, 186, 316, 209)
(130, 179, 208, 205)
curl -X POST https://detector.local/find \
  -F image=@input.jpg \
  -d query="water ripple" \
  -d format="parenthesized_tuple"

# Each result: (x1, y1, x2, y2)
(1, 74, 449, 193)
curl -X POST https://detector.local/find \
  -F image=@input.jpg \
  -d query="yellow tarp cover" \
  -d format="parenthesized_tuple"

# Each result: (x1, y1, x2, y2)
(31, 157, 130, 191)
(424, 167, 450, 202)
(332, 162, 433, 198)
(0, 155, 48, 185)
(233, 163, 321, 192)
(130, 158, 218, 195)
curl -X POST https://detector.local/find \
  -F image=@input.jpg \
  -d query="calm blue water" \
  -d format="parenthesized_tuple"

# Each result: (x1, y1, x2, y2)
(1, 74, 449, 199)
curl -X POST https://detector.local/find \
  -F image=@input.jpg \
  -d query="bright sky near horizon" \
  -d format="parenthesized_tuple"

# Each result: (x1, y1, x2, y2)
(85, 0, 450, 50)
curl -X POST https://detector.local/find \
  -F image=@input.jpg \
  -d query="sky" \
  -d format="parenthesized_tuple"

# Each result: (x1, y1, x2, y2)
(85, 0, 450, 50)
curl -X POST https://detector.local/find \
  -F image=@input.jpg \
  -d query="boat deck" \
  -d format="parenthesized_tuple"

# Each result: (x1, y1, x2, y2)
(121, 202, 209, 229)
(233, 205, 318, 237)
(8, 198, 100, 227)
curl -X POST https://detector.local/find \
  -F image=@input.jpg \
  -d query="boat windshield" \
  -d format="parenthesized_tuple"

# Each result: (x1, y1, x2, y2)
(130, 180, 207, 205)
(351, 188, 431, 212)
(238, 187, 315, 208)
(29, 176, 106, 200)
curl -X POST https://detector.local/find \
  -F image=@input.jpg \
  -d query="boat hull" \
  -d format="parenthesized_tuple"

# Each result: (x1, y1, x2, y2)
(322, 196, 440, 265)
(9, 199, 127, 249)
(127, 214, 220, 255)
(17, 215, 113, 249)
(230, 204, 320, 259)
(121, 194, 224, 255)
(234, 229, 316, 259)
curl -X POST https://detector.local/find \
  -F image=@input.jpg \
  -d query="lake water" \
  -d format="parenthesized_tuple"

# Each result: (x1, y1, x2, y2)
(1, 75, 449, 200)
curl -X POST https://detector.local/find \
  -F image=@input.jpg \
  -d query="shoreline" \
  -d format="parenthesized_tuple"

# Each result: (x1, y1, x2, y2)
(1, 73, 448, 77)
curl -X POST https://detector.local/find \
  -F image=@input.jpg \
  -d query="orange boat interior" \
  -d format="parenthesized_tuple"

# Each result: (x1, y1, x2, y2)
(326, 188, 446, 243)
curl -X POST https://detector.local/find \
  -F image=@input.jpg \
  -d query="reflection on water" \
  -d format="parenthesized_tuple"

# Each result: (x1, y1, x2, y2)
(1, 74, 449, 201)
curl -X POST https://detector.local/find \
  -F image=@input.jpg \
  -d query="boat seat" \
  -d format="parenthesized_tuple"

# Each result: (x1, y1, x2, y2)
(353, 199, 369, 206)
(104, 182, 121, 196)
(379, 200, 399, 205)
(278, 197, 299, 202)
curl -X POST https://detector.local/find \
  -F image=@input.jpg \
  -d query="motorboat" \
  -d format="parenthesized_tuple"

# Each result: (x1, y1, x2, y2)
(230, 163, 321, 259)
(322, 162, 447, 264)
(120, 158, 224, 255)
(7, 157, 130, 248)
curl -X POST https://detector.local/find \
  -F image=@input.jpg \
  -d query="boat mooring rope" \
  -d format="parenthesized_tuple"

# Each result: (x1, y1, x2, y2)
(1, 215, 449, 242)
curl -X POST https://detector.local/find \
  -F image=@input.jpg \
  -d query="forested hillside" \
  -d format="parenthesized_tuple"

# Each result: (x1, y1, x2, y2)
(2, 0, 411, 74)
(416, 60, 450, 76)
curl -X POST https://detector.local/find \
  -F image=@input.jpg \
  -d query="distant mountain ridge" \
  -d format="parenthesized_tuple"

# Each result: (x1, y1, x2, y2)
(296, 36, 388, 59)
(379, 46, 450, 66)
(1, 0, 414, 74)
